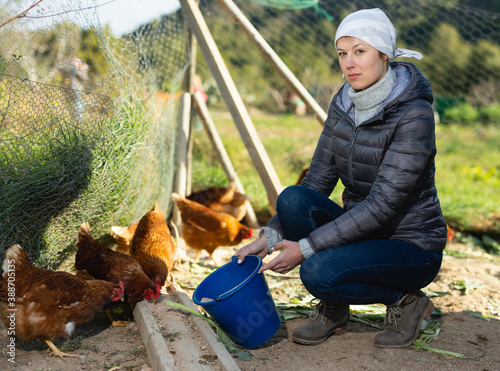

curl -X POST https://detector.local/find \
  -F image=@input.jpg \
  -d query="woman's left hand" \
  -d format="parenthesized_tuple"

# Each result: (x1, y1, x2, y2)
(260, 240, 304, 274)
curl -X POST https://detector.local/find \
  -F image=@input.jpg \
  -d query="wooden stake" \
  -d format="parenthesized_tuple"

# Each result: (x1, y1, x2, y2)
(172, 92, 192, 228)
(183, 0, 198, 197)
(193, 92, 260, 229)
(180, 0, 282, 209)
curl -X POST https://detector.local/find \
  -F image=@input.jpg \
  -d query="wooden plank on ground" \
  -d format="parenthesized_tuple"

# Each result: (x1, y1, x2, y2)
(175, 287, 241, 371)
(134, 301, 178, 371)
(134, 287, 241, 371)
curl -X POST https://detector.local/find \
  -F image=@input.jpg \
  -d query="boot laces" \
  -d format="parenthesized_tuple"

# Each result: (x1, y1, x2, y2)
(385, 304, 402, 332)
(309, 299, 327, 324)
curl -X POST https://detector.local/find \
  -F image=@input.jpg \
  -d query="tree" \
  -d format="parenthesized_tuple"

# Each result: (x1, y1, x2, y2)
(422, 23, 471, 96)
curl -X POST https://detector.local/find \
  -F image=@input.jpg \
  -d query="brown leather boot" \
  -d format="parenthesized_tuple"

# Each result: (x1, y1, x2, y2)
(374, 290, 434, 348)
(291, 299, 349, 345)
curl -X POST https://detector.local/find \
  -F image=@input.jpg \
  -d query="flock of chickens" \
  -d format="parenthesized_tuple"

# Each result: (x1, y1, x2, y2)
(0, 183, 254, 360)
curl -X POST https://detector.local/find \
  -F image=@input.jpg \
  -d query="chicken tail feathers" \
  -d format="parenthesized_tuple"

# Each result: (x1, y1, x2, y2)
(77, 222, 93, 242)
(76, 222, 103, 256)
(3, 244, 30, 276)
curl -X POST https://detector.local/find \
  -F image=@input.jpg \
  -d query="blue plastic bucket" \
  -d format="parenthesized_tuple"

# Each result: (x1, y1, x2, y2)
(193, 255, 281, 349)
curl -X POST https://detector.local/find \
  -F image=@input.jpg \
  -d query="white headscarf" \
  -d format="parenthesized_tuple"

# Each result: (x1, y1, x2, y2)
(334, 8, 423, 60)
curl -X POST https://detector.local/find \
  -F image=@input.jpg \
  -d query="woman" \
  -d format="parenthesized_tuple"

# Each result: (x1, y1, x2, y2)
(235, 8, 447, 348)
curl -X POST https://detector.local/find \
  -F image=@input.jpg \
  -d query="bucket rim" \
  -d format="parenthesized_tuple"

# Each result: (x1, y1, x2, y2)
(193, 255, 262, 305)
(217, 255, 262, 300)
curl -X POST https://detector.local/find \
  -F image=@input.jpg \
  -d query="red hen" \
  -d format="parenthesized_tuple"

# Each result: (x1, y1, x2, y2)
(0, 244, 124, 360)
(187, 181, 248, 222)
(130, 203, 177, 289)
(172, 193, 253, 262)
(75, 222, 160, 303)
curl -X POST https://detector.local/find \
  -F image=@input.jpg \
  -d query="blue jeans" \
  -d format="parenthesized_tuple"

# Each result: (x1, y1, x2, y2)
(276, 185, 443, 306)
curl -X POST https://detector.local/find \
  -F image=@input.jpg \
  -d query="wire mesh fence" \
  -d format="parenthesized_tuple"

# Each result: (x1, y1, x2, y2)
(195, 0, 500, 116)
(0, 0, 188, 266)
(190, 0, 500, 218)
(0, 0, 498, 266)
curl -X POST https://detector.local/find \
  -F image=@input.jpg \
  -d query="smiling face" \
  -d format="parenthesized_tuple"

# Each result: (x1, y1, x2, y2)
(336, 36, 389, 91)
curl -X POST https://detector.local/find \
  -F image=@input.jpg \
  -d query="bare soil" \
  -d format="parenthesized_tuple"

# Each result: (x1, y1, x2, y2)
(225, 240, 500, 371)
(1, 308, 152, 370)
(1, 239, 499, 371)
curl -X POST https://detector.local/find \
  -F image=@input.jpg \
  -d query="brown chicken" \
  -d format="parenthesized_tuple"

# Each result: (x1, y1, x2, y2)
(172, 193, 253, 262)
(130, 203, 177, 288)
(110, 221, 139, 255)
(0, 244, 124, 360)
(187, 181, 248, 221)
(75, 222, 161, 303)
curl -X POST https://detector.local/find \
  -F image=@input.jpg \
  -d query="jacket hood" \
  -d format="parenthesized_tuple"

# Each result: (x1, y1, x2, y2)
(335, 62, 433, 117)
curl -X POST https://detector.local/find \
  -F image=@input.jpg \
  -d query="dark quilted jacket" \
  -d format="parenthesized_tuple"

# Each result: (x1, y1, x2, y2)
(268, 62, 447, 253)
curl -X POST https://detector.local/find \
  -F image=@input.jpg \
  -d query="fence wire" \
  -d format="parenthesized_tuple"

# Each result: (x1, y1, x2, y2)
(0, 0, 189, 267)
(195, 0, 500, 115)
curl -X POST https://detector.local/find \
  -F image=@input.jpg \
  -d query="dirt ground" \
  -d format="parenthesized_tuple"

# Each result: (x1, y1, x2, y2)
(0, 308, 152, 370)
(227, 240, 500, 371)
(1, 239, 499, 370)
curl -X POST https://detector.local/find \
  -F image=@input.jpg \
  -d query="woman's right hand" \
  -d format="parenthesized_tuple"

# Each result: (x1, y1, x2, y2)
(234, 233, 268, 264)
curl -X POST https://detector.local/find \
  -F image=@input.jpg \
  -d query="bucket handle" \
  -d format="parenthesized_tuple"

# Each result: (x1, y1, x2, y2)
(215, 256, 262, 301)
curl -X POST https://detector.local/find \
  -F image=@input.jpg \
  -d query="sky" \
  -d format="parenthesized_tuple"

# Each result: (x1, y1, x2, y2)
(1, 0, 181, 35)
(95, 0, 181, 35)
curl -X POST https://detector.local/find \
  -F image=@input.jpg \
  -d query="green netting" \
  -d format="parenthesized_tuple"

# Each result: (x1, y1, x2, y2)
(248, 0, 319, 10)
(247, 0, 333, 20)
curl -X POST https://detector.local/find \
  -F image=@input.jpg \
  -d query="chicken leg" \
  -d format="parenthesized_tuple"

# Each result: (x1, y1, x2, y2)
(105, 308, 130, 327)
(45, 339, 79, 360)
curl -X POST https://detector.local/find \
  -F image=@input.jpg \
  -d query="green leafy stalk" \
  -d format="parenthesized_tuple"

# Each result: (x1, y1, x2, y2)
(450, 279, 483, 295)
(163, 301, 251, 358)
(164, 300, 217, 327)
(413, 339, 467, 359)
(413, 322, 467, 358)
(464, 310, 499, 321)
(348, 316, 384, 330)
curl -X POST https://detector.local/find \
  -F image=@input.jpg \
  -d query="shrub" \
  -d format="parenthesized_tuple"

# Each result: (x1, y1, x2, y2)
(479, 104, 500, 124)
(442, 102, 480, 124)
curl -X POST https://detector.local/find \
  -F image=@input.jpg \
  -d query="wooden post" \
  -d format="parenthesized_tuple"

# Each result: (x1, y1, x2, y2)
(183, 0, 199, 197)
(172, 92, 192, 228)
(192, 92, 260, 229)
(216, 0, 327, 126)
(180, 0, 283, 209)
(182, 17, 197, 94)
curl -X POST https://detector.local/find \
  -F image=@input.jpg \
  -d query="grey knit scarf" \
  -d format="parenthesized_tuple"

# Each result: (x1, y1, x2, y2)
(348, 66, 396, 127)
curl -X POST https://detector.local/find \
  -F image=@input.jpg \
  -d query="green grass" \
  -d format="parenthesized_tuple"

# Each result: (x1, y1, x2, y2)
(434, 124, 500, 233)
(1, 97, 177, 268)
(191, 109, 500, 238)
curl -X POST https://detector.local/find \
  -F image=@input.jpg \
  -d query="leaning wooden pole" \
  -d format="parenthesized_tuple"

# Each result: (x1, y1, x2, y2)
(180, 0, 283, 209)
(216, 0, 327, 125)
(193, 92, 260, 229)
